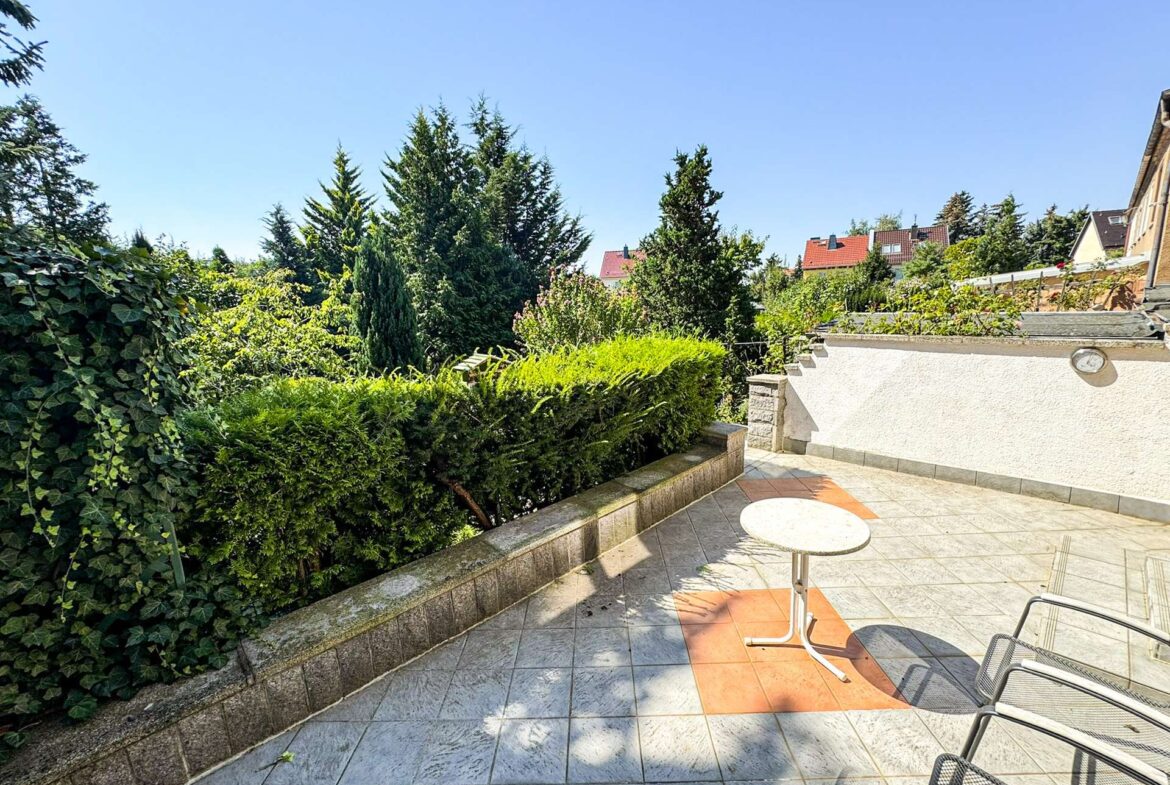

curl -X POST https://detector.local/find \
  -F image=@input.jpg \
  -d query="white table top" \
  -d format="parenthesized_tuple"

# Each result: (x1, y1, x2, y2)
(740, 498, 871, 556)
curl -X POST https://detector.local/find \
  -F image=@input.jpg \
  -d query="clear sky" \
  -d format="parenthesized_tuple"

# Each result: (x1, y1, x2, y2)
(16, 0, 1170, 274)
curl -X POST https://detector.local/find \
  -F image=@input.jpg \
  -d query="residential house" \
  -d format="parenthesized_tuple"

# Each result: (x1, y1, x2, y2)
(599, 245, 645, 288)
(1069, 210, 1127, 264)
(1124, 87, 1170, 292)
(801, 234, 869, 276)
(802, 223, 948, 279)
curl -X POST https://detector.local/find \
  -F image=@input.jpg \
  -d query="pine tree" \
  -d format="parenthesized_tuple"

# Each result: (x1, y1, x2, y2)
(302, 144, 374, 276)
(382, 106, 519, 361)
(0, 1, 44, 87)
(973, 194, 1027, 274)
(793, 254, 803, 279)
(1023, 204, 1089, 268)
(0, 96, 108, 244)
(210, 245, 234, 273)
(855, 243, 894, 284)
(469, 99, 591, 309)
(354, 227, 422, 371)
(131, 228, 153, 254)
(629, 145, 756, 340)
(936, 191, 977, 243)
(262, 203, 314, 295)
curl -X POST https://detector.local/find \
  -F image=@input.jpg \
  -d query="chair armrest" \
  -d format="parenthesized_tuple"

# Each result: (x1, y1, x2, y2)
(1004, 659, 1170, 731)
(973, 703, 1169, 785)
(1013, 593, 1170, 645)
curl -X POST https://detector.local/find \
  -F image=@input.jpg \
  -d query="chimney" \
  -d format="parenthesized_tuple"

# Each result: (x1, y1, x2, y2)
(622, 244, 629, 259)
(828, 234, 838, 250)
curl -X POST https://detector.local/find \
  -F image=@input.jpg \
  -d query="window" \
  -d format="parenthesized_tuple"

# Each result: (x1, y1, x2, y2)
(880, 243, 902, 254)
(1108, 215, 1126, 225)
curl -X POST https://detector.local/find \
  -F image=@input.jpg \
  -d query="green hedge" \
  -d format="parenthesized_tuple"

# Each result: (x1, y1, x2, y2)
(181, 336, 724, 611)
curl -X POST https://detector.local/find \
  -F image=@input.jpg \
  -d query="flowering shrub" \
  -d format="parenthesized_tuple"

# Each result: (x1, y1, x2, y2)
(513, 270, 649, 353)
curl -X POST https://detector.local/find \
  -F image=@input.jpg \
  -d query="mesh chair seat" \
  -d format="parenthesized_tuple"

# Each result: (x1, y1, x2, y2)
(931, 754, 1009, 785)
(978, 634, 1170, 710)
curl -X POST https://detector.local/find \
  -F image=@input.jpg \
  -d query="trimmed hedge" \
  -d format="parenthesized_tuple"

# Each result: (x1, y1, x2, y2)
(181, 336, 724, 611)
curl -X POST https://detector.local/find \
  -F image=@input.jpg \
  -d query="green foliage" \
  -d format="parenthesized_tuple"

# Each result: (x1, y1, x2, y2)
(302, 145, 374, 278)
(902, 240, 947, 279)
(971, 194, 1027, 275)
(855, 243, 894, 285)
(943, 237, 982, 280)
(835, 281, 1021, 336)
(0, 96, 108, 245)
(0, 237, 258, 727)
(748, 254, 791, 304)
(177, 264, 361, 402)
(936, 191, 976, 243)
(0, 1, 44, 87)
(873, 212, 902, 232)
(470, 99, 592, 310)
(262, 203, 315, 301)
(1023, 204, 1088, 268)
(630, 146, 757, 341)
(181, 336, 723, 612)
(383, 106, 519, 362)
(354, 228, 422, 372)
(513, 269, 649, 353)
(756, 273, 856, 368)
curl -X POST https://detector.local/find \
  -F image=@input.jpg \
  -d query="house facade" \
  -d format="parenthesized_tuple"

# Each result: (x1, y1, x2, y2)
(1125, 88, 1170, 290)
(1069, 209, 1127, 264)
(802, 223, 949, 278)
(599, 246, 645, 288)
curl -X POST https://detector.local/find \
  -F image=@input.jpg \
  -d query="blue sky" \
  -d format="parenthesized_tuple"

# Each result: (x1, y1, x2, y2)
(16, 1, 1170, 274)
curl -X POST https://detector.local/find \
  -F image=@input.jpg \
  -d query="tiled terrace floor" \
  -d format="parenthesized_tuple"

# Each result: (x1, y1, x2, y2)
(199, 448, 1170, 785)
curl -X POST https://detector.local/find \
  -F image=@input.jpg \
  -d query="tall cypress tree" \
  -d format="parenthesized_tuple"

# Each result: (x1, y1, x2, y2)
(856, 243, 894, 284)
(382, 106, 518, 361)
(629, 145, 755, 340)
(302, 145, 374, 276)
(354, 227, 422, 371)
(469, 99, 591, 308)
(937, 191, 977, 243)
(262, 203, 314, 295)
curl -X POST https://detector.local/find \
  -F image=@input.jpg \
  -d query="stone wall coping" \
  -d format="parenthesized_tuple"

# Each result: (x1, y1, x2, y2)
(745, 373, 787, 385)
(7, 422, 745, 785)
(826, 332, 1169, 352)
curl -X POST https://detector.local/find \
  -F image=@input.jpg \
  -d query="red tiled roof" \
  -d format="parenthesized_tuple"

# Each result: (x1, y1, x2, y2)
(600, 249, 646, 279)
(802, 235, 869, 270)
(873, 224, 950, 263)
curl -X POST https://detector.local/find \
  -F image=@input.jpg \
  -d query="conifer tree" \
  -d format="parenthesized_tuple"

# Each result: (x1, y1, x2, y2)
(262, 203, 314, 295)
(973, 194, 1027, 274)
(302, 145, 374, 276)
(629, 145, 756, 340)
(937, 191, 977, 243)
(131, 228, 153, 254)
(469, 99, 591, 309)
(210, 245, 234, 273)
(382, 106, 519, 361)
(855, 243, 894, 284)
(793, 254, 803, 279)
(0, 96, 108, 244)
(0, 1, 44, 87)
(1023, 204, 1088, 267)
(354, 227, 422, 371)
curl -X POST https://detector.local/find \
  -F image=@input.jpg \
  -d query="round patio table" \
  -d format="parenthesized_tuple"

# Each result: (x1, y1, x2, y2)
(740, 497, 871, 682)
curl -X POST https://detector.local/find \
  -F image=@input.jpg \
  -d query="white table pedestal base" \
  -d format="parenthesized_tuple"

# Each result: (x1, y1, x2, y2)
(743, 552, 849, 682)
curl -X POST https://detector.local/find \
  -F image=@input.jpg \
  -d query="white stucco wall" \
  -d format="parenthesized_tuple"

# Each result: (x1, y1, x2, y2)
(784, 334, 1170, 501)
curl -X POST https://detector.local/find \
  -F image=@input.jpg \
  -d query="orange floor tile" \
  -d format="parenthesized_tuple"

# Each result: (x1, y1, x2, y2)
(736, 475, 877, 518)
(675, 588, 911, 714)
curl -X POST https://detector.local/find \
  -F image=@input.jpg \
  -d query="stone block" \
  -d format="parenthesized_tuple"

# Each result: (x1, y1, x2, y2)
(70, 751, 133, 785)
(424, 591, 457, 643)
(805, 442, 834, 459)
(265, 667, 310, 728)
(177, 704, 231, 776)
(366, 618, 404, 674)
(500, 551, 537, 607)
(781, 437, 807, 454)
(1119, 495, 1170, 524)
(1069, 486, 1120, 513)
(474, 570, 501, 620)
(1020, 478, 1072, 504)
(864, 452, 898, 471)
(976, 471, 1022, 494)
(598, 504, 637, 552)
(532, 540, 557, 585)
(897, 458, 936, 478)
(934, 464, 977, 485)
(126, 727, 185, 785)
(746, 433, 770, 450)
(302, 649, 343, 711)
(335, 633, 376, 695)
(836, 446, 866, 465)
(221, 685, 273, 754)
(450, 579, 481, 632)
(397, 605, 431, 661)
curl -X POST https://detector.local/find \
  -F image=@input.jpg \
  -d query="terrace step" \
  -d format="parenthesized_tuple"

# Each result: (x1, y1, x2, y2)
(1143, 285, 1170, 304)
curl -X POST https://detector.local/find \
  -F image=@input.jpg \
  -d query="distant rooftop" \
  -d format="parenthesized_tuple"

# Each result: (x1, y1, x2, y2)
(600, 247, 646, 279)
(802, 234, 869, 270)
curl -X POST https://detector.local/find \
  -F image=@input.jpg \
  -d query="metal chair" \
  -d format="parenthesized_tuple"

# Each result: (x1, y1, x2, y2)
(976, 594, 1170, 711)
